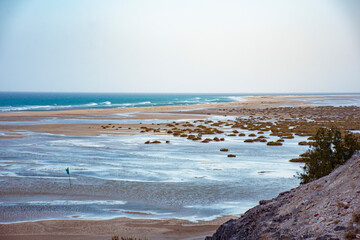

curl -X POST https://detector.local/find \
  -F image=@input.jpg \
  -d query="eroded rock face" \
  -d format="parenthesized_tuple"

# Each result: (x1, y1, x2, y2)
(206, 155, 360, 240)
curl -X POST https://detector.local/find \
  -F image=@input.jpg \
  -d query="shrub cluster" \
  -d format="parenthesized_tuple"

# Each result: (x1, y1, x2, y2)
(299, 127, 360, 184)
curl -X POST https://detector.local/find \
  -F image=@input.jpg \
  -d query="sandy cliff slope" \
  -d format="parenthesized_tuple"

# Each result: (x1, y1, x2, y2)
(206, 155, 360, 240)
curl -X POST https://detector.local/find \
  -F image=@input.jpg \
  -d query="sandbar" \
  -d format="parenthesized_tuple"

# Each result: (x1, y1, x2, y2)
(0, 96, 307, 137)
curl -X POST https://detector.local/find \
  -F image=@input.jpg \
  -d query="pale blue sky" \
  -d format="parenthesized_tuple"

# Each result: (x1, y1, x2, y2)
(0, 0, 359, 93)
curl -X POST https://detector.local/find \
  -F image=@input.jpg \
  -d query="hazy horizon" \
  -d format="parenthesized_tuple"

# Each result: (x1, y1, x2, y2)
(1, 0, 359, 93)
(1, 91, 360, 94)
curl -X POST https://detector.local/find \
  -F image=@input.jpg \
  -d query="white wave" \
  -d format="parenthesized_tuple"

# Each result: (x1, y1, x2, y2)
(227, 96, 247, 102)
(101, 101, 112, 105)
(111, 101, 152, 108)
(87, 103, 98, 106)
(0, 96, 233, 112)
(173, 99, 204, 105)
(0, 105, 71, 112)
(112, 103, 133, 108)
(137, 101, 151, 105)
(0, 102, 111, 112)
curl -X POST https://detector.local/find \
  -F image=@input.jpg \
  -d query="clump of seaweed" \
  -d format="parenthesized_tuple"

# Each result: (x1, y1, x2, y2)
(145, 140, 161, 144)
(267, 141, 283, 146)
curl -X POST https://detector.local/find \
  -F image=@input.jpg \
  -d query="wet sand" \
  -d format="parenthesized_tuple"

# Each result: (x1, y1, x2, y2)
(0, 215, 234, 240)
(0, 123, 172, 137)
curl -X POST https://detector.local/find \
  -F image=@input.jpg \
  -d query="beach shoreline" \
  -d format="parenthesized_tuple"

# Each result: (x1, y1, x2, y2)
(1, 94, 359, 138)
(0, 96, 303, 137)
(0, 215, 235, 240)
(1, 94, 360, 239)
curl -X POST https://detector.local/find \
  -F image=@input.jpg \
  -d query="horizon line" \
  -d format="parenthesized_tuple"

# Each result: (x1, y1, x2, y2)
(1, 91, 360, 95)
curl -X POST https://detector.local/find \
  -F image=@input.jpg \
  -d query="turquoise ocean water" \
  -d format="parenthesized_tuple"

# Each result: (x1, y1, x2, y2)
(1, 92, 360, 112)
(0, 92, 244, 112)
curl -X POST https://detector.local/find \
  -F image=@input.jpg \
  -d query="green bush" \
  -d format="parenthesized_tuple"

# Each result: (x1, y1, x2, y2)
(299, 127, 359, 184)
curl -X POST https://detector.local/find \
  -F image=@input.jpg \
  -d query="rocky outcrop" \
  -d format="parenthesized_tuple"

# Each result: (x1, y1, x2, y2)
(206, 155, 360, 240)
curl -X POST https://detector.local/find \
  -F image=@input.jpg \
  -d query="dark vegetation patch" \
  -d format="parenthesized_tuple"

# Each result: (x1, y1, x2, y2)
(298, 127, 360, 184)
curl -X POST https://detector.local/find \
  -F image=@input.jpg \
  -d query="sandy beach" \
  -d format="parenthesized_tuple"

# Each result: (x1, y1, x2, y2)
(0, 96, 299, 137)
(0, 215, 235, 240)
(1, 95, 360, 240)
(1, 95, 359, 138)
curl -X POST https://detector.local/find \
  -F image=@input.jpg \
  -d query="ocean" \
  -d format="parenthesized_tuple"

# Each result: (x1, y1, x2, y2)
(1, 92, 360, 112)
(0, 92, 245, 112)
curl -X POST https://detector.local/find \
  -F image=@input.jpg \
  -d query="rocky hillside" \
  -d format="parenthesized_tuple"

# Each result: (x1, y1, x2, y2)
(206, 155, 360, 240)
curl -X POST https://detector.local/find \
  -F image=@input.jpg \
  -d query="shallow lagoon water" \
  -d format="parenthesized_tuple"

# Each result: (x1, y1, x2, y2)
(1, 94, 359, 223)
(289, 95, 360, 107)
(0, 123, 308, 223)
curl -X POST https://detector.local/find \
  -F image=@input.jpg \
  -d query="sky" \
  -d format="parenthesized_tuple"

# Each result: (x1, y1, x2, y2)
(0, 0, 359, 93)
